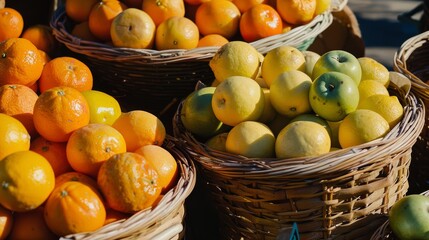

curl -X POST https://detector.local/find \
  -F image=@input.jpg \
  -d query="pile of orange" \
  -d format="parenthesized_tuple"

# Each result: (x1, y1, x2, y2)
(63, 0, 331, 50)
(0, 9, 179, 237)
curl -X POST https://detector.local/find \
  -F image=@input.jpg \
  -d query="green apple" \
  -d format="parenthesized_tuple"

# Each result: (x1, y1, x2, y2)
(302, 50, 321, 77)
(309, 72, 359, 122)
(270, 70, 312, 118)
(212, 76, 264, 126)
(81, 90, 122, 126)
(389, 194, 429, 240)
(180, 87, 225, 138)
(312, 50, 362, 85)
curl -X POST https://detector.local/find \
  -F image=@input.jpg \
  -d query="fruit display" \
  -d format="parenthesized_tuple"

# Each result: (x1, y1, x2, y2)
(180, 41, 404, 157)
(60, 0, 332, 50)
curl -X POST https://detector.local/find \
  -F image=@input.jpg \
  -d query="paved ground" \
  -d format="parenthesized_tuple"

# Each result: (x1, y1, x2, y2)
(347, 0, 422, 70)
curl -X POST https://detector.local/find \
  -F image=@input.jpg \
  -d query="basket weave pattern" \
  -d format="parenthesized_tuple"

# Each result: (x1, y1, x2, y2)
(60, 136, 196, 240)
(394, 30, 429, 194)
(173, 77, 425, 239)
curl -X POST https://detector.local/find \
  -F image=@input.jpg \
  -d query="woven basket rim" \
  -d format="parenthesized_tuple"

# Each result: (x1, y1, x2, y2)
(173, 73, 426, 178)
(60, 136, 196, 240)
(370, 190, 429, 240)
(49, 1, 347, 63)
(394, 30, 429, 100)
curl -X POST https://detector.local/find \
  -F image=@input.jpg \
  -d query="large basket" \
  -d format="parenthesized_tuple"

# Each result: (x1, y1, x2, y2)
(49, 1, 344, 128)
(393, 30, 429, 194)
(172, 73, 425, 240)
(60, 136, 196, 240)
(370, 190, 429, 240)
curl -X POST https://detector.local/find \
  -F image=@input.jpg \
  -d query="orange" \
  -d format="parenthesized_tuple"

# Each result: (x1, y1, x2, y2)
(71, 21, 99, 42)
(97, 152, 162, 213)
(104, 208, 130, 225)
(195, 0, 241, 39)
(184, 0, 211, 5)
(21, 24, 57, 55)
(0, 38, 44, 87)
(0, 84, 39, 138)
(142, 0, 185, 27)
(54, 171, 99, 193)
(232, 0, 269, 13)
(0, 113, 30, 160)
(276, 0, 316, 25)
(197, 34, 229, 47)
(123, 0, 143, 8)
(30, 136, 73, 177)
(112, 110, 166, 151)
(0, 205, 12, 240)
(0, 150, 55, 212)
(66, 123, 127, 178)
(33, 86, 90, 142)
(38, 56, 93, 93)
(88, 0, 127, 42)
(135, 144, 178, 194)
(155, 16, 199, 50)
(0, 8, 24, 42)
(8, 206, 57, 240)
(66, 0, 99, 22)
(44, 181, 106, 236)
(239, 4, 283, 42)
(38, 49, 51, 65)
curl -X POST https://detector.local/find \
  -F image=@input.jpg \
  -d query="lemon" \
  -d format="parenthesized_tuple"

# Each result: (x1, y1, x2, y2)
(338, 109, 390, 148)
(258, 88, 277, 123)
(225, 121, 275, 158)
(289, 113, 333, 138)
(261, 45, 306, 86)
(315, 0, 331, 15)
(358, 94, 404, 129)
(82, 90, 122, 126)
(358, 57, 390, 87)
(358, 79, 389, 103)
(327, 120, 342, 148)
(205, 132, 228, 152)
(209, 41, 261, 82)
(275, 121, 331, 158)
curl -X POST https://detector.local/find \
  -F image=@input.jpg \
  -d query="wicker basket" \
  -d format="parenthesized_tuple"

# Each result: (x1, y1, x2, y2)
(49, 1, 345, 128)
(370, 190, 429, 240)
(172, 73, 425, 240)
(59, 136, 196, 240)
(393, 30, 429, 194)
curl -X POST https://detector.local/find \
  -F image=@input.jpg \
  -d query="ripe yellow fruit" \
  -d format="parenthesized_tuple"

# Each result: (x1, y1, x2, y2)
(226, 121, 275, 158)
(358, 57, 390, 87)
(205, 132, 228, 152)
(338, 109, 390, 148)
(155, 16, 199, 50)
(261, 45, 306, 86)
(358, 79, 389, 103)
(275, 120, 331, 158)
(358, 94, 404, 129)
(276, 0, 317, 25)
(0, 113, 30, 160)
(314, 0, 331, 15)
(209, 41, 261, 82)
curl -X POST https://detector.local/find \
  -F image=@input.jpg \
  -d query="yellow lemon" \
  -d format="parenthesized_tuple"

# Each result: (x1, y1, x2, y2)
(209, 41, 261, 82)
(225, 121, 275, 158)
(276, 0, 317, 25)
(205, 132, 228, 152)
(289, 113, 332, 138)
(338, 109, 390, 148)
(261, 45, 306, 86)
(82, 90, 122, 126)
(358, 57, 390, 87)
(0, 113, 30, 160)
(358, 79, 389, 104)
(258, 88, 277, 123)
(314, 0, 331, 15)
(358, 94, 404, 129)
(275, 121, 331, 158)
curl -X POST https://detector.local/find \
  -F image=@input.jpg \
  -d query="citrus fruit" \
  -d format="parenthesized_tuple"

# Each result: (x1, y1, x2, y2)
(0, 205, 12, 239)
(112, 110, 166, 151)
(205, 132, 228, 152)
(97, 152, 162, 213)
(258, 88, 277, 123)
(21, 24, 57, 55)
(261, 45, 306, 86)
(71, 21, 99, 41)
(142, 0, 185, 27)
(232, 0, 269, 13)
(88, 0, 127, 41)
(135, 144, 178, 193)
(276, 0, 317, 25)
(33, 86, 90, 142)
(44, 181, 106, 236)
(0, 150, 55, 212)
(0, 7, 23, 42)
(155, 16, 199, 50)
(81, 90, 122, 125)
(275, 120, 331, 158)
(358, 79, 389, 103)
(0, 113, 30, 160)
(358, 57, 390, 87)
(65, 0, 99, 22)
(226, 120, 275, 158)
(8, 206, 57, 240)
(66, 123, 127, 178)
(289, 113, 333, 138)
(314, 0, 331, 16)
(38, 56, 93, 93)
(338, 109, 390, 148)
(104, 208, 130, 226)
(197, 34, 229, 47)
(54, 171, 99, 192)
(358, 94, 404, 129)
(209, 41, 261, 82)
(239, 4, 283, 42)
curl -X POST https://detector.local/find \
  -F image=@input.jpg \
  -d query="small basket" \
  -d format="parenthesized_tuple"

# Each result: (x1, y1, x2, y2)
(370, 190, 429, 240)
(393, 30, 429, 194)
(60, 136, 196, 240)
(172, 73, 425, 240)
(49, 1, 344, 125)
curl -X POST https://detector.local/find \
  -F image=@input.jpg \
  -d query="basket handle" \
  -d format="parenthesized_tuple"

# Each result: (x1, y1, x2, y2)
(389, 71, 412, 98)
